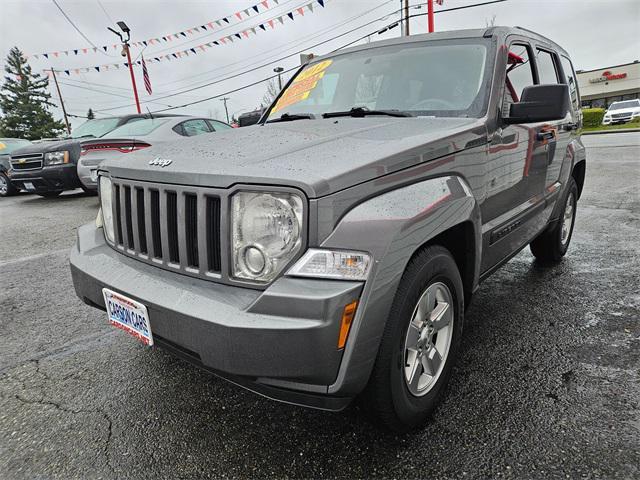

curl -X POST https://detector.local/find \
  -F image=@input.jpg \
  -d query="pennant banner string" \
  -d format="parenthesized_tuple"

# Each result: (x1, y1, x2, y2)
(28, 0, 291, 60)
(44, 0, 328, 76)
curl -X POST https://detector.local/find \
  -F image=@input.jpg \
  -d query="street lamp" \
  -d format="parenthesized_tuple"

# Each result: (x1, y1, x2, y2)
(273, 66, 284, 90)
(108, 21, 141, 114)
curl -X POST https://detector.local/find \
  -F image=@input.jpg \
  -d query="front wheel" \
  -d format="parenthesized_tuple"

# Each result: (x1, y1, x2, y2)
(530, 178, 578, 263)
(363, 245, 464, 432)
(0, 173, 17, 197)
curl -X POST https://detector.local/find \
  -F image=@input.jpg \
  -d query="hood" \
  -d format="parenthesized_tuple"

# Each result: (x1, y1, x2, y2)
(606, 107, 640, 115)
(9, 138, 83, 156)
(103, 117, 486, 198)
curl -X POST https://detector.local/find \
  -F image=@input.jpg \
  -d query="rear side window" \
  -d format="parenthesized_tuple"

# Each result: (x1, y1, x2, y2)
(503, 43, 535, 116)
(560, 55, 580, 110)
(181, 119, 212, 137)
(536, 49, 559, 84)
(207, 120, 232, 131)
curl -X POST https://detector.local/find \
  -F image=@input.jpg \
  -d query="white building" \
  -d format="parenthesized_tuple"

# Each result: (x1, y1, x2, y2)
(577, 61, 640, 109)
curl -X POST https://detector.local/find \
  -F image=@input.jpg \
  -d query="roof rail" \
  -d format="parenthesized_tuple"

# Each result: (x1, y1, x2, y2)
(513, 26, 556, 46)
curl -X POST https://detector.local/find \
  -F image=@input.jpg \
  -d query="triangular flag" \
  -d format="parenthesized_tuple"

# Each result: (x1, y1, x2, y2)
(274, 0, 280, 4)
(242, 30, 249, 38)
(33, 54, 39, 59)
(287, 12, 294, 20)
(222, 17, 229, 23)
(207, 22, 214, 28)
(143, 40, 147, 46)
(262, 0, 269, 8)
(317, 0, 324, 6)
(268, 19, 274, 28)
(194, 27, 200, 32)
(297, 7, 305, 15)
(201, 25, 207, 30)
(277, 16, 284, 24)
(94, 66, 100, 72)
(227, 35, 234, 42)
(235, 12, 242, 20)
(235, 33, 241, 39)
(190, 48, 196, 54)
(104, 65, 109, 71)
(252, 5, 259, 13)
(259, 24, 266, 30)
(93, 47, 98, 52)
(199, 45, 206, 52)
(307, 2, 313, 12)
(213, 40, 220, 45)
(64, 50, 69, 56)
(215, 20, 222, 26)
(103, 46, 108, 51)
(180, 32, 187, 37)
(250, 27, 257, 34)
(187, 28, 193, 34)
(162, 36, 167, 41)
(64, 70, 70, 75)
(44, 53, 49, 59)
(74, 68, 80, 74)
(219, 37, 226, 44)
(53, 52, 59, 57)
(244, 9, 250, 16)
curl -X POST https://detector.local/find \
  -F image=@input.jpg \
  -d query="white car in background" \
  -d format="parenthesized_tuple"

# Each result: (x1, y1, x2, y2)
(602, 99, 640, 125)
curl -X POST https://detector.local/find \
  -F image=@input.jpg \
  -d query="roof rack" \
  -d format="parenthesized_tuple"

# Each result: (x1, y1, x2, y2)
(513, 26, 556, 46)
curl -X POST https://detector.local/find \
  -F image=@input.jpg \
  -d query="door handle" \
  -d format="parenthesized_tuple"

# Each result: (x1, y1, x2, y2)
(537, 131, 555, 141)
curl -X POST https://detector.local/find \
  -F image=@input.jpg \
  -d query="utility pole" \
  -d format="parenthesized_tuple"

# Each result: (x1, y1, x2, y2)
(50, 68, 71, 135)
(273, 67, 284, 90)
(108, 21, 141, 114)
(220, 97, 230, 124)
(403, 0, 410, 36)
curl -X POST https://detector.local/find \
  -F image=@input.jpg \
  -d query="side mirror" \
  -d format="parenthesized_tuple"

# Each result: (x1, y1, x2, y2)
(504, 84, 570, 124)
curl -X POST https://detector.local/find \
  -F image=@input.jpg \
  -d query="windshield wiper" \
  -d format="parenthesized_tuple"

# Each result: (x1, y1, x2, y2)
(322, 106, 413, 119)
(70, 134, 96, 139)
(266, 113, 316, 123)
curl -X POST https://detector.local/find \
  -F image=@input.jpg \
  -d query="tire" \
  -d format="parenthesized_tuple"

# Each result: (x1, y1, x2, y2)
(0, 173, 17, 197)
(363, 245, 464, 432)
(37, 190, 63, 198)
(530, 177, 578, 263)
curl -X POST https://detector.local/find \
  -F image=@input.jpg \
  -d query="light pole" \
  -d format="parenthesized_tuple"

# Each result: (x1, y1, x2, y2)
(220, 97, 230, 124)
(108, 21, 141, 114)
(273, 66, 284, 90)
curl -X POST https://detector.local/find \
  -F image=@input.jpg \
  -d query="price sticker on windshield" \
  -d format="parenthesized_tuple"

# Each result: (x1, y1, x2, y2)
(272, 59, 333, 114)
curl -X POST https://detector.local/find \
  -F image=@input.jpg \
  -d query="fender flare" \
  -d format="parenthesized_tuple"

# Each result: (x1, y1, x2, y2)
(320, 175, 481, 396)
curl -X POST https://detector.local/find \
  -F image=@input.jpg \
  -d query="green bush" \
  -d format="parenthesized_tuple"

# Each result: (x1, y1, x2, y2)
(629, 116, 640, 125)
(582, 108, 606, 128)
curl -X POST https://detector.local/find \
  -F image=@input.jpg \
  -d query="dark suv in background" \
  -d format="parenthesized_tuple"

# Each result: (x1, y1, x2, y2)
(8, 114, 178, 197)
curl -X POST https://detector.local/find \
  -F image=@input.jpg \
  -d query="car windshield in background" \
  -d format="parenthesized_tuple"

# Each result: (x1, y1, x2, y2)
(267, 40, 491, 121)
(609, 100, 640, 110)
(102, 118, 171, 138)
(0, 139, 31, 154)
(71, 118, 122, 138)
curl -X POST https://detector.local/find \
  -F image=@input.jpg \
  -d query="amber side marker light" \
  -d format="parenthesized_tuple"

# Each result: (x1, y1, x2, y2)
(338, 300, 358, 349)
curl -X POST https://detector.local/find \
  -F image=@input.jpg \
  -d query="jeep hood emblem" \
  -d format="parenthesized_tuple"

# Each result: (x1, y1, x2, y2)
(149, 157, 172, 167)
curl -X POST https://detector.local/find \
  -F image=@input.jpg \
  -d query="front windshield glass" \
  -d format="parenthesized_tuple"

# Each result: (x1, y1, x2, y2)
(102, 118, 170, 138)
(71, 118, 121, 138)
(267, 39, 491, 120)
(609, 100, 640, 110)
(0, 139, 31, 154)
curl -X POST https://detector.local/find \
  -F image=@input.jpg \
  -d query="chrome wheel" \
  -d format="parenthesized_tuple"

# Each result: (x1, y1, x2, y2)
(561, 192, 575, 246)
(403, 282, 454, 397)
(0, 175, 7, 196)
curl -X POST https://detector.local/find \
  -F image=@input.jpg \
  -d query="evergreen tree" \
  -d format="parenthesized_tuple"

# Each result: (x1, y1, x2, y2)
(87, 108, 95, 120)
(0, 47, 65, 139)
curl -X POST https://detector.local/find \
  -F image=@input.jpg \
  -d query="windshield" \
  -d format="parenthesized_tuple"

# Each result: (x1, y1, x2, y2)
(0, 139, 31, 154)
(267, 39, 491, 120)
(102, 118, 170, 138)
(609, 100, 640, 110)
(71, 118, 122, 138)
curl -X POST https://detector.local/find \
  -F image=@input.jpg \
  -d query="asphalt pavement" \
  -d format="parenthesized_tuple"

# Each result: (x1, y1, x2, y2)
(1, 133, 638, 479)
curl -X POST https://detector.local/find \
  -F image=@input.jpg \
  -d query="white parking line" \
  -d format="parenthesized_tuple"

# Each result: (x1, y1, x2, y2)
(0, 248, 69, 267)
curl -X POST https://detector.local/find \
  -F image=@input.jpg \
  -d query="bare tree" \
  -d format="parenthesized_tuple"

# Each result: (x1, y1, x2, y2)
(262, 78, 280, 105)
(485, 14, 497, 27)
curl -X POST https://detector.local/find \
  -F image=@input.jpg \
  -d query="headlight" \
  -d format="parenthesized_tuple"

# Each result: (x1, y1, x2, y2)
(287, 249, 372, 281)
(44, 151, 69, 165)
(231, 191, 303, 283)
(99, 176, 115, 243)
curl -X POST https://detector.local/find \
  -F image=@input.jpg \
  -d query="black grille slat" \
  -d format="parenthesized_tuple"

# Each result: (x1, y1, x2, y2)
(136, 188, 147, 254)
(185, 194, 199, 268)
(114, 185, 123, 245)
(167, 192, 179, 263)
(206, 197, 221, 272)
(150, 189, 162, 258)
(124, 186, 134, 249)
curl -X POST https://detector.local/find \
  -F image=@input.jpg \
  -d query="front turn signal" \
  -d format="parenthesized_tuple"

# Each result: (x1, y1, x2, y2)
(338, 300, 358, 349)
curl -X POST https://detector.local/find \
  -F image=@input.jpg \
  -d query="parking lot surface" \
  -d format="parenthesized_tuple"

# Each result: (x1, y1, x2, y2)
(1, 133, 638, 479)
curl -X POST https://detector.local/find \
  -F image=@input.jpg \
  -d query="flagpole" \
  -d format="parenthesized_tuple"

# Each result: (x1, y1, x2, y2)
(124, 44, 141, 114)
(428, 0, 435, 33)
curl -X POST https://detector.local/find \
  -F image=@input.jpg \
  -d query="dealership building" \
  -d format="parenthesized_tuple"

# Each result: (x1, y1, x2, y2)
(576, 60, 640, 109)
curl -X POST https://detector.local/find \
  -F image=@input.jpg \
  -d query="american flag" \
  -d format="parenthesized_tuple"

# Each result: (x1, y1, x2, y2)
(142, 55, 152, 95)
(435, 0, 444, 4)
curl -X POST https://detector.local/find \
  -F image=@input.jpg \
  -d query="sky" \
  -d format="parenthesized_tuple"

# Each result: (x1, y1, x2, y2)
(1, 0, 639, 129)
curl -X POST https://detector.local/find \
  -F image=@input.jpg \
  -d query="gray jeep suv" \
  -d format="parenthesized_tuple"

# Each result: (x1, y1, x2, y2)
(70, 27, 586, 431)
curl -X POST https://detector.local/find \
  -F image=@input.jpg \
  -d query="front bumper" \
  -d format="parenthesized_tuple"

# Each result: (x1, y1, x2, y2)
(70, 223, 364, 410)
(77, 160, 99, 191)
(10, 163, 81, 192)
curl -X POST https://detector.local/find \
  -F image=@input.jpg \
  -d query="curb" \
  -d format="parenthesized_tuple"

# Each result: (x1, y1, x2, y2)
(581, 128, 640, 135)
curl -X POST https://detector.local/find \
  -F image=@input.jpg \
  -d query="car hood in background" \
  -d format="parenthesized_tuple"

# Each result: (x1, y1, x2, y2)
(9, 138, 83, 156)
(102, 117, 486, 198)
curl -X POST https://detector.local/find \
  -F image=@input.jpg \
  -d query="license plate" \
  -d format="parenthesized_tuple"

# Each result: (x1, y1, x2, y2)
(23, 182, 35, 191)
(102, 288, 153, 346)
(90, 170, 98, 182)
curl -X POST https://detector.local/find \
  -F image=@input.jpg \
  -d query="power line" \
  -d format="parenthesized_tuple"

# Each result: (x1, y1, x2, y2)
(51, 0, 114, 57)
(96, 0, 115, 25)
(147, 0, 508, 114)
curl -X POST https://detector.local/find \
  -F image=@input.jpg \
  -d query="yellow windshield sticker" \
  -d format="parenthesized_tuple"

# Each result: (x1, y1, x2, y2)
(0, 142, 6, 150)
(272, 59, 333, 114)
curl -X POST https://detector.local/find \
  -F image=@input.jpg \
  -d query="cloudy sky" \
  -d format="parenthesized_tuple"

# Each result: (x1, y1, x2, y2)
(1, 0, 639, 129)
